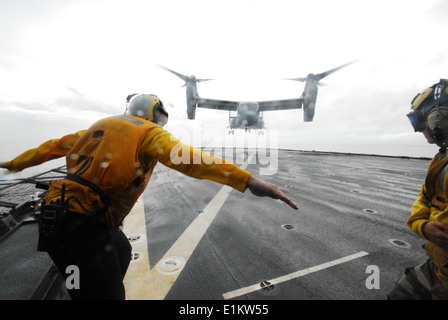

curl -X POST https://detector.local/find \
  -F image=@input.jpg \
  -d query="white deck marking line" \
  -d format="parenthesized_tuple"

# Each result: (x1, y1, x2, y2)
(123, 152, 255, 300)
(222, 251, 369, 300)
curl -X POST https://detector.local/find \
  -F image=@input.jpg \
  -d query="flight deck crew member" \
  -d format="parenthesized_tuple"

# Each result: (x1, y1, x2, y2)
(0, 93, 298, 300)
(388, 80, 448, 299)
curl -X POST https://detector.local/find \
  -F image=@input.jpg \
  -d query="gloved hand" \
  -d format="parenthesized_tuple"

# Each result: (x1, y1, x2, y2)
(423, 221, 448, 249)
(246, 175, 298, 210)
(0, 162, 11, 177)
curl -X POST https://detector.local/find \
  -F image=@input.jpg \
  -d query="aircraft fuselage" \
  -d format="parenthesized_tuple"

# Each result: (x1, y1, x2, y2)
(229, 102, 264, 130)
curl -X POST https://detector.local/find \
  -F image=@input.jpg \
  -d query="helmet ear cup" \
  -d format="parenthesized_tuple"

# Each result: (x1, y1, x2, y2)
(152, 102, 169, 127)
(426, 107, 448, 145)
(433, 127, 445, 143)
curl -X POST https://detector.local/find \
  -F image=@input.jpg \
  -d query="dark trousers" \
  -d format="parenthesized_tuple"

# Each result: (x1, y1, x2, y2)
(48, 213, 132, 300)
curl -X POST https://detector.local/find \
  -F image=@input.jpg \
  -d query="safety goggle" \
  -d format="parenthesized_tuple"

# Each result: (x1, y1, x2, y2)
(407, 110, 425, 132)
(407, 103, 436, 132)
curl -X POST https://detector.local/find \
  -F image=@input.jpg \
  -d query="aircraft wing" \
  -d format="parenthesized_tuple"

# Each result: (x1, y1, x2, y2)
(197, 98, 239, 111)
(257, 98, 304, 111)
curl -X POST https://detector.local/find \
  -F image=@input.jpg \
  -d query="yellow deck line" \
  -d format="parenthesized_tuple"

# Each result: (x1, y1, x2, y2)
(123, 152, 255, 300)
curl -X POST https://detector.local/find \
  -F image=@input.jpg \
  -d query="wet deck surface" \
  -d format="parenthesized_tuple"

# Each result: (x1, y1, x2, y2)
(122, 149, 430, 300)
(0, 149, 432, 301)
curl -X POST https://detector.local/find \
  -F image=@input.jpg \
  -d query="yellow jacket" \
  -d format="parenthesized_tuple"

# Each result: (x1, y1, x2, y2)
(408, 149, 448, 284)
(5, 115, 251, 226)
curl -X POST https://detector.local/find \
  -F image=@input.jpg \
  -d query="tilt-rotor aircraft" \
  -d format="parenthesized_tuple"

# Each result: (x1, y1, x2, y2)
(160, 63, 352, 134)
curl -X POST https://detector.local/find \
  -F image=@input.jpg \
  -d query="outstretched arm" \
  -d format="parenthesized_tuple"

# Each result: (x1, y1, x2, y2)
(246, 175, 298, 210)
(140, 128, 298, 210)
(0, 130, 86, 172)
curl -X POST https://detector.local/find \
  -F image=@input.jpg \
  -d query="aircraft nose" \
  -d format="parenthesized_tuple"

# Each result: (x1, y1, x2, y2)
(241, 111, 259, 127)
(248, 111, 258, 122)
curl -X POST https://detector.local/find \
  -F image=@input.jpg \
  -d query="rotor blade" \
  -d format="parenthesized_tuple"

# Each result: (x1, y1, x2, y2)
(314, 61, 356, 81)
(283, 77, 307, 82)
(158, 65, 190, 82)
(197, 78, 214, 83)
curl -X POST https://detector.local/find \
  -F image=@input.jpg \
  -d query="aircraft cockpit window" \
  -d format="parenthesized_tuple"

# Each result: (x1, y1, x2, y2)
(240, 102, 258, 111)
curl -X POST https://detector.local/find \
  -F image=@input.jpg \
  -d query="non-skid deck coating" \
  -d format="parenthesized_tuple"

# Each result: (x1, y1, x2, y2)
(0, 149, 433, 300)
(122, 149, 431, 300)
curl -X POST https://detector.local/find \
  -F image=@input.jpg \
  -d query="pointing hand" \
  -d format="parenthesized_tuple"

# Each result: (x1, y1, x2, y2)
(246, 175, 298, 210)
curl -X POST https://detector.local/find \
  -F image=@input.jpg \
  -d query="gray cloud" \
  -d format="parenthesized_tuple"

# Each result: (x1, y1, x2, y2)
(55, 87, 122, 114)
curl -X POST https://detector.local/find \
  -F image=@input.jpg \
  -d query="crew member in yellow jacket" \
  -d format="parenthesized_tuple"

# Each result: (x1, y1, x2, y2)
(388, 80, 448, 299)
(0, 93, 298, 300)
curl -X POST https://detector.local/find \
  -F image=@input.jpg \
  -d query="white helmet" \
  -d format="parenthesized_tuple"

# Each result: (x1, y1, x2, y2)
(125, 93, 168, 127)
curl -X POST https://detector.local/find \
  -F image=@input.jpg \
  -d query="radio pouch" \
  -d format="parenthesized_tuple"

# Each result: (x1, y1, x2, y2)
(37, 183, 68, 252)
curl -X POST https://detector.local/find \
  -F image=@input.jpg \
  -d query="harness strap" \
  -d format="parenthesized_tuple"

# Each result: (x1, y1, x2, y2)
(65, 174, 110, 207)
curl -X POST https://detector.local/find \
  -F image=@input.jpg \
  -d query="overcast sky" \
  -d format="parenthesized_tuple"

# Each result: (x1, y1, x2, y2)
(1, 0, 448, 176)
